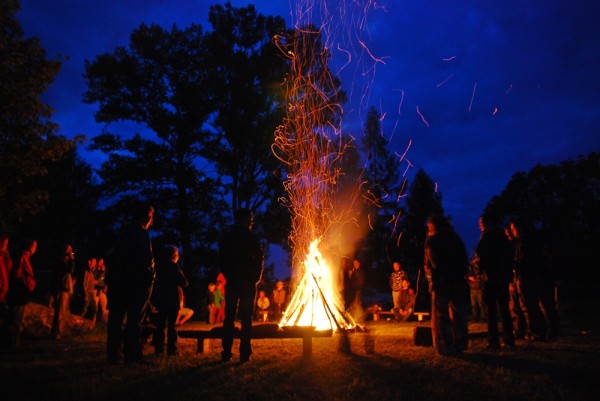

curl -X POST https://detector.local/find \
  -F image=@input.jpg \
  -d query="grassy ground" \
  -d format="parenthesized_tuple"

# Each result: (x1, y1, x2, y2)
(1, 307, 599, 401)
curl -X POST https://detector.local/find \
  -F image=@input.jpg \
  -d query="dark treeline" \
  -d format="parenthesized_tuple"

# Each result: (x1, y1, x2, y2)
(1, 0, 597, 315)
(484, 152, 600, 303)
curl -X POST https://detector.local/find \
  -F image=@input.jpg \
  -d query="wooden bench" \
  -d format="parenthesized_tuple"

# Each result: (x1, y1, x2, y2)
(178, 324, 333, 357)
(372, 310, 395, 321)
(372, 309, 430, 322)
(413, 312, 430, 322)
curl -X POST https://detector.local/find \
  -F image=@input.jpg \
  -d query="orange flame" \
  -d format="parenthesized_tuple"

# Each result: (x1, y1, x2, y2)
(279, 240, 355, 330)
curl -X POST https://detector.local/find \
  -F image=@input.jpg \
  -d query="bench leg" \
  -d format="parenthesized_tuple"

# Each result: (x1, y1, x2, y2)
(195, 338, 210, 353)
(302, 336, 312, 358)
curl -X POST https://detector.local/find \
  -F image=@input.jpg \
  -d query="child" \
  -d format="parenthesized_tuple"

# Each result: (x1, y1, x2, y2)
(214, 281, 225, 323)
(207, 283, 216, 324)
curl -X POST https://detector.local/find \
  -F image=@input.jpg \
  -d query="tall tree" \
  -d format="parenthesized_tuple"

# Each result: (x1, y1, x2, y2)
(83, 23, 226, 275)
(204, 3, 290, 230)
(22, 146, 100, 268)
(360, 107, 404, 288)
(0, 0, 72, 233)
(401, 168, 444, 275)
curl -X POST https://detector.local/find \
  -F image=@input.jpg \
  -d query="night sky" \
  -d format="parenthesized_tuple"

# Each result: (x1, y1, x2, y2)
(17, 0, 600, 266)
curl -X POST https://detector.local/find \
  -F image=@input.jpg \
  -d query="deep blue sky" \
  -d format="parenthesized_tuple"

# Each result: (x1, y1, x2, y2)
(17, 1, 600, 266)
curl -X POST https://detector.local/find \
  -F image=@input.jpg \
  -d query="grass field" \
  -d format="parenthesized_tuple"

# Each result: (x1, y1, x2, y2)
(1, 304, 599, 401)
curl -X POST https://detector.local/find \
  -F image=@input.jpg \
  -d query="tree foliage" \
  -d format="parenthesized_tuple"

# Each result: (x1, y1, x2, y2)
(83, 22, 227, 275)
(485, 152, 600, 301)
(204, 3, 291, 245)
(0, 0, 73, 233)
(400, 168, 444, 275)
(359, 107, 405, 288)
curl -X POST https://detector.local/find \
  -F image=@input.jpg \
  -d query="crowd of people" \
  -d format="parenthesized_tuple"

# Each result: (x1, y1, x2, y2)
(0, 234, 112, 347)
(0, 206, 562, 361)
(423, 213, 561, 355)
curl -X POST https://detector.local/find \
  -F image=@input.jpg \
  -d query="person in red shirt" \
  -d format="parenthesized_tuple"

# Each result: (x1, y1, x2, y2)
(6, 239, 37, 347)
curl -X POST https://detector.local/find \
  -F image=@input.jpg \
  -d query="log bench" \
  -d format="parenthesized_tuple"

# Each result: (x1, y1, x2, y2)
(178, 324, 333, 357)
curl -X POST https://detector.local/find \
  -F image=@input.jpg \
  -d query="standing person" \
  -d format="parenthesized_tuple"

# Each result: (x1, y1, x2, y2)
(348, 258, 365, 321)
(339, 257, 352, 312)
(80, 257, 98, 322)
(505, 227, 527, 339)
(94, 258, 108, 326)
(271, 280, 287, 321)
(0, 235, 13, 313)
(152, 245, 188, 356)
(510, 218, 549, 342)
(6, 239, 37, 347)
(424, 215, 470, 355)
(389, 261, 407, 320)
(539, 255, 561, 340)
(0, 235, 13, 340)
(213, 281, 225, 323)
(206, 283, 216, 324)
(50, 244, 76, 339)
(219, 208, 263, 363)
(475, 213, 516, 348)
(106, 204, 155, 365)
(467, 260, 486, 322)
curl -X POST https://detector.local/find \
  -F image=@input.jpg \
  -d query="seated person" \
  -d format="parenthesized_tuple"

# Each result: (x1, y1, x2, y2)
(397, 279, 415, 321)
(255, 290, 270, 321)
(176, 289, 194, 326)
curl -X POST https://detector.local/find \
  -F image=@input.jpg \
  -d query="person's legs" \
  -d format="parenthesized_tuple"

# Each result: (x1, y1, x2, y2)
(509, 283, 527, 338)
(221, 287, 239, 361)
(392, 290, 400, 319)
(153, 310, 167, 354)
(50, 291, 68, 338)
(9, 304, 25, 347)
(97, 292, 108, 326)
(166, 308, 179, 355)
(176, 307, 194, 326)
(540, 279, 560, 339)
(106, 304, 126, 364)
(123, 284, 152, 363)
(497, 284, 515, 346)
(452, 283, 470, 352)
(518, 278, 547, 340)
(483, 284, 499, 347)
(431, 284, 452, 355)
(238, 284, 256, 362)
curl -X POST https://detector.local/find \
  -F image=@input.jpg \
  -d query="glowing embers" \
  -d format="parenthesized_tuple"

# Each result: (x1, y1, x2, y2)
(279, 240, 355, 331)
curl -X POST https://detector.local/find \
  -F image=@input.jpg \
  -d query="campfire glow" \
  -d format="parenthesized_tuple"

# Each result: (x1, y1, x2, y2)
(279, 240, 355, 331)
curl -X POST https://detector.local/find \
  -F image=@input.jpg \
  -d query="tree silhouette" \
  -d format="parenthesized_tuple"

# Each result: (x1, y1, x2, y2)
(204, 2, 292, 249)
(83, 22, 226, 275)
(485, 152, 600, 302)
(360, 107, 404, 289)
(0, 0, 73, 234)
(402, 169, 443, 273)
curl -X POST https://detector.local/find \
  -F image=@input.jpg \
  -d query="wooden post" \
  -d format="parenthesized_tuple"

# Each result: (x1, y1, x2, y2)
(201, 338, 210, 353)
